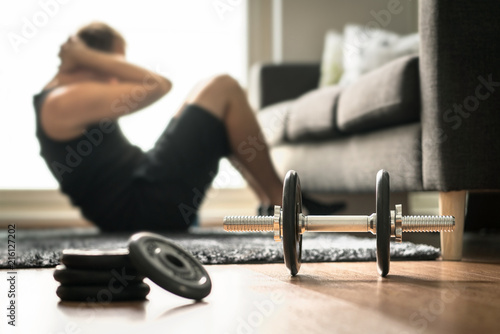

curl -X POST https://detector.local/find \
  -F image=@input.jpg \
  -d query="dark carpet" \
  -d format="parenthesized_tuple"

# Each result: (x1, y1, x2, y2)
(0, 228, 440, 269)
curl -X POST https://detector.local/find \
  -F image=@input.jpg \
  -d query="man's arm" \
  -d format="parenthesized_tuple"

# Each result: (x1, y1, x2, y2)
(42, 37, 171, 136)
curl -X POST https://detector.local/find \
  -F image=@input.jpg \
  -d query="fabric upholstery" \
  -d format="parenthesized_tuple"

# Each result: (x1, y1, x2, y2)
(286, 85, 343, 142)
(249, 63, 320, 109)
(256, 100, 292, 146)
(420, 0, 500, 191)
(270, 123, 422, 193)
(337, 55, 420, 133)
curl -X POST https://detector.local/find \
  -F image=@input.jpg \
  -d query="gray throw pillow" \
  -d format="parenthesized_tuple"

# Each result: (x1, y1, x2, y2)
(286, 85, 343, 142)
(337, 55, 420, 133)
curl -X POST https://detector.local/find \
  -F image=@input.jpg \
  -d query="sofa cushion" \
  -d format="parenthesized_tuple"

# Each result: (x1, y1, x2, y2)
(270, 122, 423, 193)
(337, 55, 420, 133)
(256, 100, 291, 146)
(286, 85, 343, 142)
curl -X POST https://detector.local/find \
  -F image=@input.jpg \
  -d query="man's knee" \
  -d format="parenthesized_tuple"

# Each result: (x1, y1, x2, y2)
(188, 74, 240, 119)
(210, 74, 239, 91)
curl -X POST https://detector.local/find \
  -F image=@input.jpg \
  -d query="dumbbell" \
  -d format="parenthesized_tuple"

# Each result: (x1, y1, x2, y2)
(223, 170, 455, 277)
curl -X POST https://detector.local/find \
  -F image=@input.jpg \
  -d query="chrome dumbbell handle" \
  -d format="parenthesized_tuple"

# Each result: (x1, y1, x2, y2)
(224, 204, 455, 241)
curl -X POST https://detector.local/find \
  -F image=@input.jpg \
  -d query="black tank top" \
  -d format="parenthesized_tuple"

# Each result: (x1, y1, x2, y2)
(34, 89, 145, 222)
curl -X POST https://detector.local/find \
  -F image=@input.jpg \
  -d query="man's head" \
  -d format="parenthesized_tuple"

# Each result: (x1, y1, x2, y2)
(77, 22, 126, 55)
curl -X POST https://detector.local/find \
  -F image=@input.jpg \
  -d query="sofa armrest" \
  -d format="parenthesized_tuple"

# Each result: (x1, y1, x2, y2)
(248, 63, 320, 110)
(420, 0, 500, 191)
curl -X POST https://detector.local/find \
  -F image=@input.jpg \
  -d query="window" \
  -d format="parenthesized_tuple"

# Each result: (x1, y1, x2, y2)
(0, 0, 247, 189)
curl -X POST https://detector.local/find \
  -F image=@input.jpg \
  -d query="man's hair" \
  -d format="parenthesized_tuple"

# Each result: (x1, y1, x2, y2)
(77, 22, 125, 53)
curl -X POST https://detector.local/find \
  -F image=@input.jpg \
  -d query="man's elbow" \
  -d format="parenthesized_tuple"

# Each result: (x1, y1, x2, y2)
(159, 78, 172, 96)
(144, 75, 171, 97)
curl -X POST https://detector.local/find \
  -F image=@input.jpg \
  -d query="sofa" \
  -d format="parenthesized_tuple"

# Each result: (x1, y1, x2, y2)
(250, 0, 500, 260)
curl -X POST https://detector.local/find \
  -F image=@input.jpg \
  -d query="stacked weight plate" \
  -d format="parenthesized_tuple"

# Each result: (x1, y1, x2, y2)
(55, 249, 150, 302)
(54, 232, 212, 302)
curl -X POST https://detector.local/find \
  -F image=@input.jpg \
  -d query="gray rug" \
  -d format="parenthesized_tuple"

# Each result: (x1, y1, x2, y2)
(0, 228, 440, 269)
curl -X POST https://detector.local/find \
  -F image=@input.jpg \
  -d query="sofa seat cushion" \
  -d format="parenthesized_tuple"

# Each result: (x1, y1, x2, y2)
(270, 122, 423, 193)
(286, 85, 343, 142)
(337, 55, 420, 133)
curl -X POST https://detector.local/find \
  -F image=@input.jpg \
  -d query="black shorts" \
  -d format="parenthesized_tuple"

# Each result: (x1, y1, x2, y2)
(102, 104, 230, 232)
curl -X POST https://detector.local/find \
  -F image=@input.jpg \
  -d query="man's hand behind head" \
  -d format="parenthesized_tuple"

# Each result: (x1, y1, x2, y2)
(58, 36, 87, 72)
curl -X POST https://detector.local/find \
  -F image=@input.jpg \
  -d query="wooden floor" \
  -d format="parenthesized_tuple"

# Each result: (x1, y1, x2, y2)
(1, 234, 500, 334)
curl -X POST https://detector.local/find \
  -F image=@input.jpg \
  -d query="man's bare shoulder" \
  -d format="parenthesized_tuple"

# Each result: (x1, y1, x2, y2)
(43, 81, 108, 115)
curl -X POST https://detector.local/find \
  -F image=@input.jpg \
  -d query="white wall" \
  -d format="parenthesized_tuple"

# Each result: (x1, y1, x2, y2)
(249, 0, 419, 64)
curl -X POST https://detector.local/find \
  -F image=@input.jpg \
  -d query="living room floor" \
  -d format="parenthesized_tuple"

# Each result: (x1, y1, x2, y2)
(2, 232, 499, 334)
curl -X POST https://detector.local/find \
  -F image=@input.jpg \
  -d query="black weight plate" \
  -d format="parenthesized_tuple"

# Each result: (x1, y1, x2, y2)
(128, 232, 211, 300)
(282, 170, 303, 276)
(53, 265, 144, 286)
(56, 282, 150, 302)
(376, 169, 391, 277)
(61, 249, 135, 270)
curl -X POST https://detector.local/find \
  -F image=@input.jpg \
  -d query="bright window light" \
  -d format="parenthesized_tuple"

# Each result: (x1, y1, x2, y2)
(0, 0, 247, 189)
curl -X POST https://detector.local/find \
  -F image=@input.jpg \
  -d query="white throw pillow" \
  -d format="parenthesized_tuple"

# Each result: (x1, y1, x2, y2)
(338, 24, 419, 87)
(318, 30, 344, 87)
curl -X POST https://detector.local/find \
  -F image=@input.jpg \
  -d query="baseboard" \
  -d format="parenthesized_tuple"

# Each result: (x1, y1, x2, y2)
(0, 188, 259, 229)
(0, 189, 92, 229)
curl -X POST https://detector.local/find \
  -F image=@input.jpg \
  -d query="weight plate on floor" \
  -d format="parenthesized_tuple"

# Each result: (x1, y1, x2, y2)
(376, 169, 391, 277)
(128, 232, 211, 300)
(56, 282, 150, 302)
(53, 265, 144, 286)
(60, 249, 134, 270)
(282, 170, 303, 276)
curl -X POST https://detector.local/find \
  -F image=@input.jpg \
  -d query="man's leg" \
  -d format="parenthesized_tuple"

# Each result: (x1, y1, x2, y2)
(181, 74, 283, 206)
(228, 155, 272, 206)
